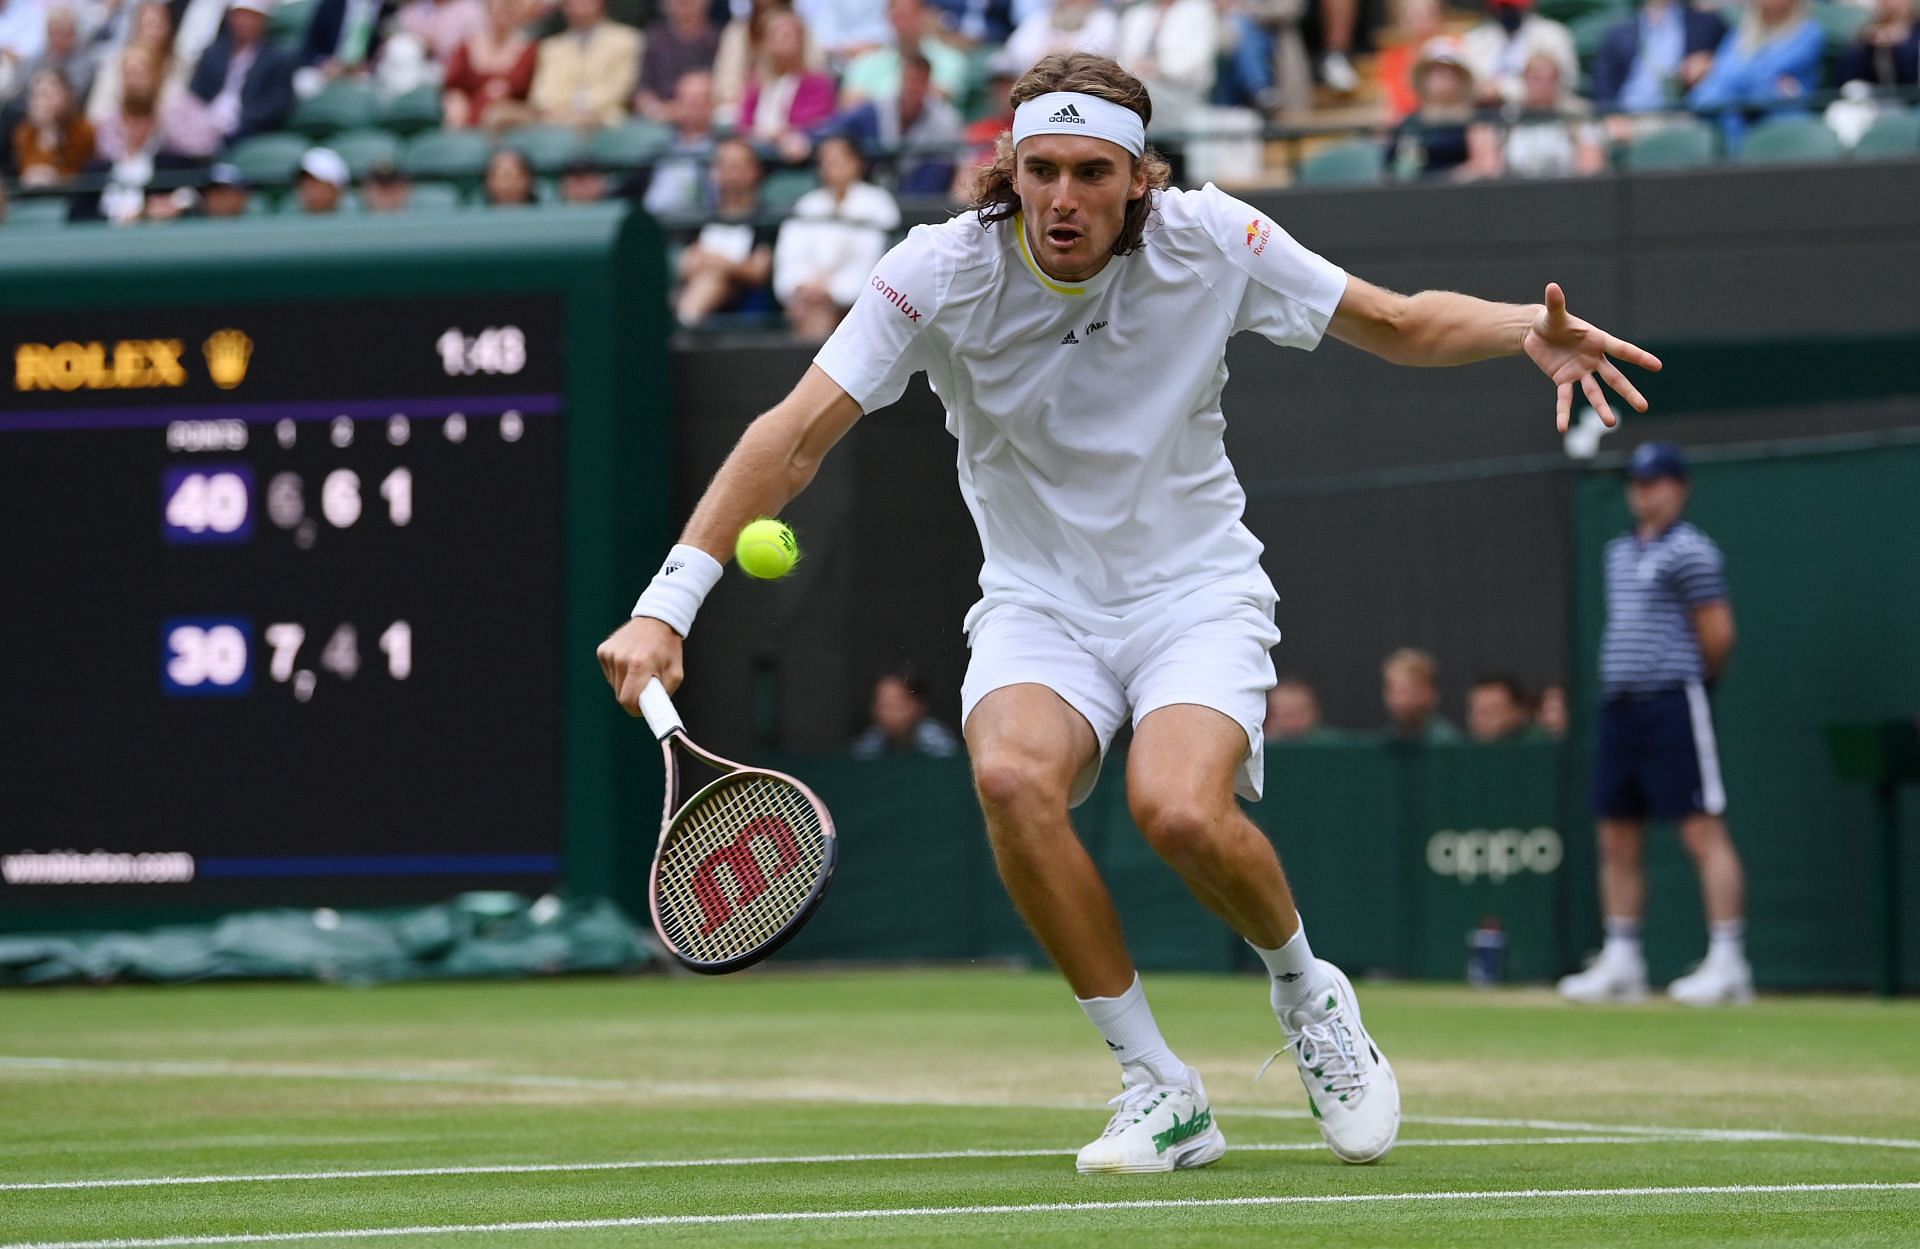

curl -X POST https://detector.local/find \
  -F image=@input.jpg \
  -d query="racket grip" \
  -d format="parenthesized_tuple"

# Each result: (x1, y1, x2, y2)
(638, 678, 684, 740)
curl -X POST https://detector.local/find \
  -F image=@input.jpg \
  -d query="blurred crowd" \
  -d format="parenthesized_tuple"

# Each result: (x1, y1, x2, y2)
(4, 0, 1916, 331)
(845, 647, 1569, 760)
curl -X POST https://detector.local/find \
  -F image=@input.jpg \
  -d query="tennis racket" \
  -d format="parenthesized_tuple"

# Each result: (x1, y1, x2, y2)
(638, 678, 837, 974)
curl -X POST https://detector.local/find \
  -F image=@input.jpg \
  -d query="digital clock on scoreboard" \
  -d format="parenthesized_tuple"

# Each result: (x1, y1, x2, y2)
(0, 296, 573, 907)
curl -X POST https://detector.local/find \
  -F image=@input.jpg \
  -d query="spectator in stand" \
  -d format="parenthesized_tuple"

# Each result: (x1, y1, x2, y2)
(1381, 647, 1462, 743)
(739, 7, 836, 157)
(1461, 0, 1576, 106)
(362, 156, 412, 210)
(0, 176, 11, 221)
(172, 0, 237, 85)
(948, 52, 1012, 200)
(673, 135, 776, 324)
(841, 0, 967, 104)
(293, 144, 348, 212)
(11, 68, 92, 183)
(1837, 0, 1917, 89)
(773, 133, 899, 341)
(87, 3, 176, 122)
(1263, 677, 1325, 742)
(443, 0, 538, 128)
(185, 0, 295, 143)
(928, 0, 1012, 48)
(1467, 674, 1537, 742)
(483, 142, 537, 203)
(1537, 681, 1568, 738)
(95, 44, 216, 162)
(1375, 0, 1445, 121)
(641, 66, 713, 214)
(1384, 38, 1481, 180)
(1116, 0, 1219, 136)
(557, 153, 607, 198)
(398, 0, 486, 64)
(1004, 0, 1117, 75)
(1319, 0, 1360, 93)
(714, 0, 822, 120)
(0, 0, 49, 104)
(1686, 0, 1820, 145)
(850, 667, 960, 759)
(20, 7, 95, 106)
(530, 0, 642, 127)
(1474, 49, 1605, 177)
(201, 159, 250, 214)
(1592, 0, 1725, 120)
(793, 0, 890, 63)
(830, 50, 960, 193)
(635, 0, 716, 119)
(297, 0, 388, 87)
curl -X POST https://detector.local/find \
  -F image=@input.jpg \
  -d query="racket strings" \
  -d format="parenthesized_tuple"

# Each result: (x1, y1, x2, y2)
(654, 773, 827, 965)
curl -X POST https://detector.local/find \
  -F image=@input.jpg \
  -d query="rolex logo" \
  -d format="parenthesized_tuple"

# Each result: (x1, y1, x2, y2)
(203, 329, 253, 390)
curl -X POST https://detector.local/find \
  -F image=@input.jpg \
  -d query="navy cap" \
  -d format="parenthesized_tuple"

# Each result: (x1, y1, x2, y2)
(1626, 441, 1688, 482)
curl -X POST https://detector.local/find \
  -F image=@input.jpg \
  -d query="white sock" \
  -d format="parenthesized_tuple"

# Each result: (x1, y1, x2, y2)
(1249, 918, 1326, 1011)
(1602, 916, 1644, 963)
(1076, 975, 1190, 1086)
(1709, 919, 1746, 962)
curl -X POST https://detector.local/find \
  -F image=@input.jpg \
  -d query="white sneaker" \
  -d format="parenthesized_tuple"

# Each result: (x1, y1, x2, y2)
(1075, 1062, 1225, 1174)
(1669, 956, 1754, 1006)
(1557, 953, 1650, 1004)
(1266, 961, 1399, 1164)
(1320, 51, 1359, 93)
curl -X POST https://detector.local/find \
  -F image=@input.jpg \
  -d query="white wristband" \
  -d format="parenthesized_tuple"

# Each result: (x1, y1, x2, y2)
(631, 544, 724, 638)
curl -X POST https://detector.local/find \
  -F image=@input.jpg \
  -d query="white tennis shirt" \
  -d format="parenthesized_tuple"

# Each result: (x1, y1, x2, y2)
(812, 183, 1349, 638)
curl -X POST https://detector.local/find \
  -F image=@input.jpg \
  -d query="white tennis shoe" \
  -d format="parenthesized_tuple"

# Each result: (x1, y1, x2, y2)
(1557, 951, 1650, 1004)
(1668, 954, 1754, 1006)
(1265, 960, 1400, 1164)
(1075, 1061, 1225, 1174)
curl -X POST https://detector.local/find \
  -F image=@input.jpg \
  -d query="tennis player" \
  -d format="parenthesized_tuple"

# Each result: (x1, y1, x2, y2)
(598, 52, 1661, 1173)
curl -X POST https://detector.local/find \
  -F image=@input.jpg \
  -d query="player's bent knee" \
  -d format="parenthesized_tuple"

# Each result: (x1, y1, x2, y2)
(1131, 790, 1227, 864)
(971, 748, 1074, 820)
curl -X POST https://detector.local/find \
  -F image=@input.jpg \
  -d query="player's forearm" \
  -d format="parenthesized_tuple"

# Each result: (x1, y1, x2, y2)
(677, 411, 816, 562)
(1389, 291, 1541, 367)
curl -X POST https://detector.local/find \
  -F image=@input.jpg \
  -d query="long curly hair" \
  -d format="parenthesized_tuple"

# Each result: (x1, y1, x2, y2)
(968, 53, 1171, 258)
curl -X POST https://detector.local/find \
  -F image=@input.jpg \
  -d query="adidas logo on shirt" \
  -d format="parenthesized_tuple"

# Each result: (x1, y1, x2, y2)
(1060, 330, 1079, 345)
(1047, 104, 1087, 124)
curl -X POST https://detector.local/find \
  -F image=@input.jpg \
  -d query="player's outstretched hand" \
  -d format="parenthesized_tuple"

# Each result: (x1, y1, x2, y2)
(1523, 283, 1663, 434)
(596, 616, 684, 717)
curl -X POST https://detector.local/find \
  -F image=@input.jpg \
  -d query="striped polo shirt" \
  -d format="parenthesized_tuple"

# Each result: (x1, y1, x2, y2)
(1599, 520, 1728, 694)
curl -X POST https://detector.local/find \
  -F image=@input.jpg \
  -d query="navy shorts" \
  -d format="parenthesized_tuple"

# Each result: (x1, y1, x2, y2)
(1592, 684, 1727, 821)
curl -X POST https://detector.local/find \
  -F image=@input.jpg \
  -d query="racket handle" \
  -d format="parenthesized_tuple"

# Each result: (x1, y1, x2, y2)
(638, 677, 684, 740)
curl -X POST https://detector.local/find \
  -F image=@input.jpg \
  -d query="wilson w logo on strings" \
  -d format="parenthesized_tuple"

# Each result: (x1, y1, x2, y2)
(691, 816, 805, 934)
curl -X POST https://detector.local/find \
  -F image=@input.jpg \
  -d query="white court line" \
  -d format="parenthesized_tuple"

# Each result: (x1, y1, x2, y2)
(6, 1182, 1917, 1248)
(8, 1056, 1919, 1152)
(0, 1137, 1660, 1193)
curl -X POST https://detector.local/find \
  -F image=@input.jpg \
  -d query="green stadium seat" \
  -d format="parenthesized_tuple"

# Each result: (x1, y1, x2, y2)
(268, 0, 317, 49)
(382, 85, 444, 136)
(329, 128, 402, 179)
(5, 195, 70, 227)
(1297, 139, 1383, 187)
(226, 132, 311, 186)
(1736, 114, 1844, 165)
(760, 168, 816, 214)
(403, 128, 495, 182)
(1621, 119, 1717, 171)
(289, 80, 381, 138)
(504, 123, 586, 174)
(1852, 109, 1920, 160)
(1812, 1, 1871, 54)
(586, 119, 673, 169)
(407, 181, 468, 211)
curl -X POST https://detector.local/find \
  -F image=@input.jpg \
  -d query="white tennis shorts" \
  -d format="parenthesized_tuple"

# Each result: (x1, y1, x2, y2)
(960, 601, 1281, 808)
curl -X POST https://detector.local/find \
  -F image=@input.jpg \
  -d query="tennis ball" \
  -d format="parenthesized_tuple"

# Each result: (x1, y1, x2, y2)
(735, 518, 799, 580)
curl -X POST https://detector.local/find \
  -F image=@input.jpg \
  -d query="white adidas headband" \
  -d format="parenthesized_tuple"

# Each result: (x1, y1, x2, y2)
(1011, 91, 1146, 158)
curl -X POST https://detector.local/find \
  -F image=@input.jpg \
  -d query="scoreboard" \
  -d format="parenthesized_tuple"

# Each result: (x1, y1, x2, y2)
(0, 211, 670, 924)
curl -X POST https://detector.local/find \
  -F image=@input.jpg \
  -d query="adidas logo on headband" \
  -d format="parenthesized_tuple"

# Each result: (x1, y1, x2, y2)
(1047, 104, 1086, 124)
